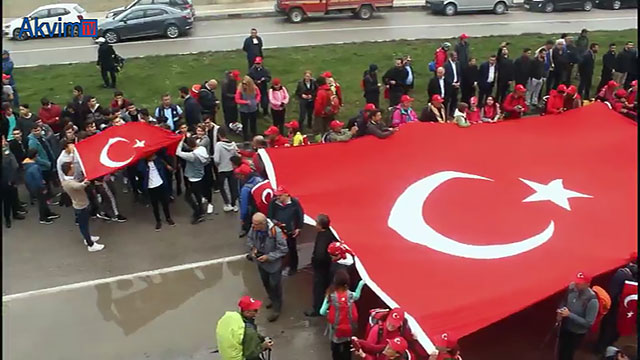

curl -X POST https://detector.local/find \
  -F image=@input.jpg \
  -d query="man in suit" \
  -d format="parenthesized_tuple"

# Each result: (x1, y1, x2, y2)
(597, 43, 617, 92)
(443, 52, 462, 115)
(179, 86, 202, 130)
(402, 55, 415, 94)
(496, 46, 515, 104)
(478, 55, 498, 106)
(428, 67, 450, 116)
(578, 43, 598, 100)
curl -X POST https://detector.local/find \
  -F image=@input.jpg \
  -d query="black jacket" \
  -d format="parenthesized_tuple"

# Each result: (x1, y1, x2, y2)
(17, 114, 37, 137)
(311, 230, 337, 268)
(461, 64, 479, 88)
(267, 197, 304, 233)
(455, 41, 470, 68)
(427, 76, 450, 99)
(601, 51, 617, 76)
(443, 60, 462, 85)
(248, 66, 271, 92)
(366, 120, 393, 139)
(528, 57, 545, 80)
(183, 96, 202, 129)
(615, 48, 637, 73)
(295, 79, 318, 103)
(198, 84, 217, 115)
(9, 138, 26, 165)
(478, 61, 497, 89)
(513, 55, 531, 86)
(382, 66, 407, 94)
(497, 56, 515, 84)
(97, 43, 116, 68)
(363, 72, 380, 96)
(242, 36, 263, 60)
(221, 77, 238, 107)
(578, 50, 596, 76)
(551, 49, 569, 74)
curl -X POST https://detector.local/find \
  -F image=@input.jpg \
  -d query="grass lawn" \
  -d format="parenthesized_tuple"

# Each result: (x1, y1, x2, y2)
(13, 29, 637, 134)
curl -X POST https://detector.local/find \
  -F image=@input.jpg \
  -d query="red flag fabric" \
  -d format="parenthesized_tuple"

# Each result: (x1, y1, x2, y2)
(251, 179, 274, 215)
(74, 122, 182, 180)
(258, 103, 637, 352)
(617, 280, 638, 336)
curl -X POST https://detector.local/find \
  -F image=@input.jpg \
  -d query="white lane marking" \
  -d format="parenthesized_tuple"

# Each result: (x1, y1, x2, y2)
(2, 253, 247, 302)
(7, 16, 636, 54)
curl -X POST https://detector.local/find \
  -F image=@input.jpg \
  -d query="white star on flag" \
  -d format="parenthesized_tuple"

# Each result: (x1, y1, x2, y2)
(519, 178, 592, 211)
(627, 311, 634, 318)
(133, 139, 146, 148)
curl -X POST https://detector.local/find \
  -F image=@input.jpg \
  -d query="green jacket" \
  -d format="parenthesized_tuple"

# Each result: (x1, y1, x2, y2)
(216, 311, 264, 360)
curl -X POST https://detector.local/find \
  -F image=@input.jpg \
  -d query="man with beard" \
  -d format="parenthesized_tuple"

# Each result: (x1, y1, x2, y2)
(496, 44, 515, 104)
(461, 57, 479, 105)
(514, 48, 532, 88)
(578, 43, 598, 100)
(597, 43, 617, 92)
(382, 58, 408, 108)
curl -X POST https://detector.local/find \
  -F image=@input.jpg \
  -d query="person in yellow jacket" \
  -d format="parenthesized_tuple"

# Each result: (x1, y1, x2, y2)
(284, 120, 305, 146)
(216, 295, 273, 360)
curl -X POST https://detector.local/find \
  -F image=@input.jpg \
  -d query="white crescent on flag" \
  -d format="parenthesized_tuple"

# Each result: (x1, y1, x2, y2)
(99, 137, 135, 168)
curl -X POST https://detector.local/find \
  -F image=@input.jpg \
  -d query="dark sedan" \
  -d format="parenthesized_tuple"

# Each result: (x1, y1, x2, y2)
(106, 0, 195, 19)
(596, 0, 637, 9)
(97, 5, 193, 43)
(523, 0, 595, 12)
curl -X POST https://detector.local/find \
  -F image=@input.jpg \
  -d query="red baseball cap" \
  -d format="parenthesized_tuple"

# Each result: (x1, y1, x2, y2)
(557, 84, 567, 93)
(230, 70, 241, 81)
(2, 74, 10, 81)
(566, 85, 577, 95)
(615, 89, 628, 98)
(285, 120, 299, 129)
(364, 103, 377, 111)
(274, 185, 288, 196)
(400, 95, 414, 103)
(387, 308, 405, 327)
(431, 94, 444, 103)
(329, 120, 344, 129)
(254, 56, 263, 64)
(264, 126, 279, 135)
(322, 71, 333, 78)
(460, 33, 469, 39)
(631, 80, 638, 87)
(273, 78, 281, 86)
(515, 84, 526, 92)
(233, 163, 252, 176)
(575, 271, 592, 284)
(190, 84, 201, 98)
(608, 80, 618, 88)
(387, 337, 408, 353)
(238, 295, 263, 311)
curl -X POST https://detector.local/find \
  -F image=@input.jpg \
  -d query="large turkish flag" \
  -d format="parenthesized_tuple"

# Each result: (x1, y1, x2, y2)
(617, 281, 638, 336)
(258, 103, 637, 352)
(74, 122, 182, 180)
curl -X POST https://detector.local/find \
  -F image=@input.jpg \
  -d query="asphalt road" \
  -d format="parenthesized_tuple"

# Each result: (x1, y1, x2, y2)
(3, 9, 637, 67)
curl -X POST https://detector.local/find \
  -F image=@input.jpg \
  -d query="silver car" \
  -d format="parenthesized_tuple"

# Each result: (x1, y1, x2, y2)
(97, 4, 193, 43)
(426, 0, 515, 15)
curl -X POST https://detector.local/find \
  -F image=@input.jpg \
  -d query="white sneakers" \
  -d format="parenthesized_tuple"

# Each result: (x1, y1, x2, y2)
(233, 205, 239, 212)
(223, 204, 233, 212)
(88, 243, 105, 252)
(91, 236, 100, 242)
(207, 203, 214, 214)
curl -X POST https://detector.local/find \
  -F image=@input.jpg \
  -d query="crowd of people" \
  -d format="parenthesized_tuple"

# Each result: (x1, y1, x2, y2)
(1, 27, 638, 360)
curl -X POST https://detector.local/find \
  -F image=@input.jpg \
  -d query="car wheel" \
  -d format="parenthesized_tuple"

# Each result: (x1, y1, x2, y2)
(543, 1, 555, 12)
(493, 1, 507, 14)
(165, 24, 180, 38)
(12, 28, 27, 41)
(356, 5, 374, 20)
(288, 8, 304, 23)
(583, 0, 593, 10)
(611, 0, 621, 9)
(104, 30, 119, 44)
(444, 2, 457, 15)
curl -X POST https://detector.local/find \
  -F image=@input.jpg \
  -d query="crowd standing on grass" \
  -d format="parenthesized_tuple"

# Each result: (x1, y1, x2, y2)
(1, 27, 638, 360)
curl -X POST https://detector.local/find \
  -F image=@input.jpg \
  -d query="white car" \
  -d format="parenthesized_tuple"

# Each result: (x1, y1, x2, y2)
(3, 3, 88, 41)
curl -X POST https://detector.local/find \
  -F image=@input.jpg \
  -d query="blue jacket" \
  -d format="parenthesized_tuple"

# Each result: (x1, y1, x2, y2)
(24, 161, 44, 193)
(239, 174, 264, 219)
(27, 133, 53, 171)
(137, 157, 170, 191)
(2, 57, 15, 86)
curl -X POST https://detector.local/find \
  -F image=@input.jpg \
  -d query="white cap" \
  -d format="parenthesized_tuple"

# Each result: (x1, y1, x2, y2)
(605, 346, 620, 357)
(95, 37, 106, 44)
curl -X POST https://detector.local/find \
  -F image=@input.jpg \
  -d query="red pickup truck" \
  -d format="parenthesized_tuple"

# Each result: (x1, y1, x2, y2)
(275, 0, 394, 23)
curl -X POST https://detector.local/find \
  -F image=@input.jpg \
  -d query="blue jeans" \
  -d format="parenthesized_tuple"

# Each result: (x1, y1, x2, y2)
(75, 207, 94, 246)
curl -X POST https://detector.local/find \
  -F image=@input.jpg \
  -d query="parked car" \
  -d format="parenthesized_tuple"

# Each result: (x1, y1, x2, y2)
(523, 0, 594, 12)
(97, 5, 193, 43)
(426, 0, 514, 15)
(106, 0, 195, 19)
(275, 0, 393, 23)
(3, 3, 87, 41)
(595, 0, 637, 9)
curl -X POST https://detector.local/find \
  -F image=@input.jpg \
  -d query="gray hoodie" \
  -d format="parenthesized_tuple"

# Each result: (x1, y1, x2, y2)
(176, 140, 210, 181)
(213, 139, 238, 172)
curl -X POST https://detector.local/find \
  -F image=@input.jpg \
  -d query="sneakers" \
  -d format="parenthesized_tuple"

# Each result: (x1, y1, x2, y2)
(167, 218, 176, 226)
(47, 213, 61, 220)
(39, 219, 53, 225)
(96, 212, 111, 220)
(207, 204, 214, 214)
(155, 222, 162, 231)
(88, 243, 105, 252)
(91, 235, 100, 242)
(223, 204, 233, 212)
(238, 230, 248, 238)
(113, 214, 127, 223)
(233, 205, 239, 212)
(267, 312, 280, 322)
(201, 198, 207, 205)
(13, 213, 25, 220)
(191, 215, 205, 225)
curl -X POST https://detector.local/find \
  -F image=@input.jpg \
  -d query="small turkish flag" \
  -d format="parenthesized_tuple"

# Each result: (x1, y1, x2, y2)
(75, 122, 182, 180)
(617, 281, 637, 336)
(259, 103, 637, 353)
(251, 179, 274, 215)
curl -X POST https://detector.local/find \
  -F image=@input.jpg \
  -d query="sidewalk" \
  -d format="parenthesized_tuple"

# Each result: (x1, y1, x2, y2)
(3, 0, 523, 23)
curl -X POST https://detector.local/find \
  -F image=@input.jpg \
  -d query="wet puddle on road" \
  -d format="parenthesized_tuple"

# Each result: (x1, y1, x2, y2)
(3, 257, 330, 360)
